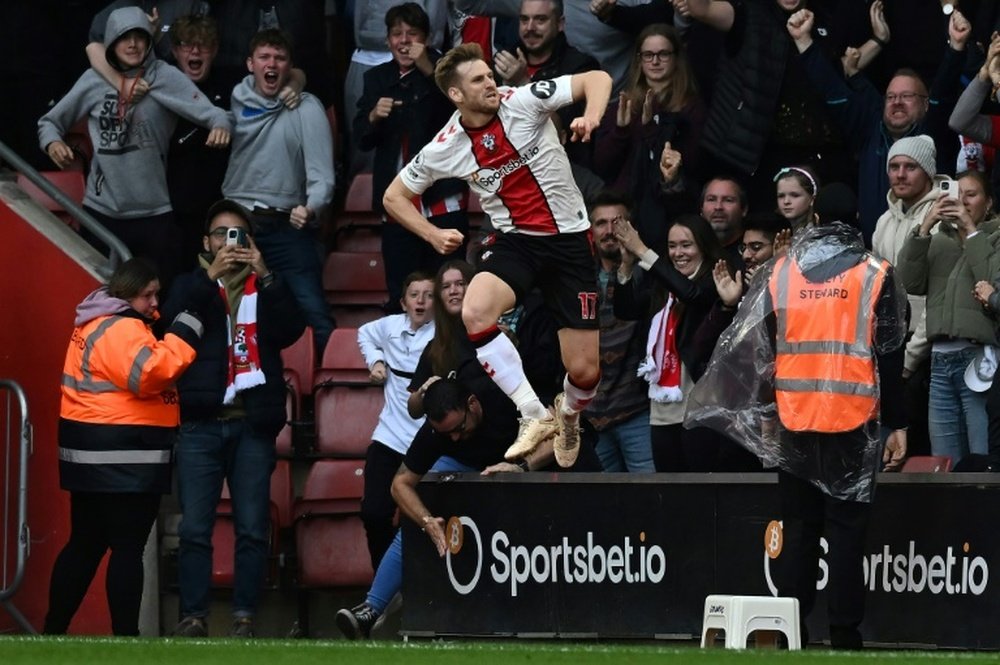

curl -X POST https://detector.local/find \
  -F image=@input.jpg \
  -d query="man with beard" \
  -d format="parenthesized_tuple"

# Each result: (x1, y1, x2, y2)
(583, 191, 653, 472)
(493, 0, 598, 165)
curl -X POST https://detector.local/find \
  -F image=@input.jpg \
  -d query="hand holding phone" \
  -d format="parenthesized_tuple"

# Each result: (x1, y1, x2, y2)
(226, 227, 248, 248)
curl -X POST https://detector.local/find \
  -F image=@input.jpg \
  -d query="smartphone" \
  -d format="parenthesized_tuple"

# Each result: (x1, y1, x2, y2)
(940, 179, 956, 197)
(226, 227, 248, 248)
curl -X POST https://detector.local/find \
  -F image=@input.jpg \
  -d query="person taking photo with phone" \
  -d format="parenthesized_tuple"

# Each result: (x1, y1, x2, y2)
(896, 170, 1000, 468)
(160, 199, 305, 638)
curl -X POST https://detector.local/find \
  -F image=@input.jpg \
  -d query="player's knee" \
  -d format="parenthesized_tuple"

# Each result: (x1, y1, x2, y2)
(566, 359, 600, 389)
(461, 300, 497, 334)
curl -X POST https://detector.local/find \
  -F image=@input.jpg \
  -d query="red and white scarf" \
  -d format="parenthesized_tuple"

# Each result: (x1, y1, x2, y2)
(221, 273, 265, 404)
(638, 293, 683, 403)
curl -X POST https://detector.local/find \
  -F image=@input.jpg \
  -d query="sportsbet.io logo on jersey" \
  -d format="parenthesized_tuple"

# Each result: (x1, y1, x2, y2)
(444, 515, 667, 597)
(470, 146, 540, 193)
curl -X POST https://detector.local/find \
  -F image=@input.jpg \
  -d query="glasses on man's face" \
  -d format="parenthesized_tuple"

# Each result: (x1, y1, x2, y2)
(639, 50, 675, 63)
(208, 226, 246, 238)
(177, 40, 212, 52)
(884, 92, 927, 104)
(434, 407, 470, 437)
(738, 241, 771, 254)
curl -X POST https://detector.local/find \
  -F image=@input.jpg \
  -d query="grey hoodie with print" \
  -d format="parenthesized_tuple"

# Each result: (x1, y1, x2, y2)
(37, 6, 230, 219)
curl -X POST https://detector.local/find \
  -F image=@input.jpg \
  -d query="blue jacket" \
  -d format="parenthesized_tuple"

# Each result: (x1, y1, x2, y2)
(160, 266, 305, 438)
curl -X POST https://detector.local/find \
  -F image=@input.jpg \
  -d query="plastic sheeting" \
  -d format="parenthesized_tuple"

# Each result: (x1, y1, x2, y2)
(685, 222, 907, 503)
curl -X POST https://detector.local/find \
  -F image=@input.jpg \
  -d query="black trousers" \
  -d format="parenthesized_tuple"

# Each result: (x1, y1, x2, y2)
(777, 469, 871, 649)
(44, 491, 160, 636)
(360, 441, 404, 571)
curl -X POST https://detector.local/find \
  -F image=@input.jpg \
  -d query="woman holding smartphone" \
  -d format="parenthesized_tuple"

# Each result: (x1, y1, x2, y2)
(896, 170, 1000, 467)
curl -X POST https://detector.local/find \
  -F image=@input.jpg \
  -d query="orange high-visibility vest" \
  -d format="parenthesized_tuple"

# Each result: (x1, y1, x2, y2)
(768, 254, 889, 433)
(60, 314, 195, 427)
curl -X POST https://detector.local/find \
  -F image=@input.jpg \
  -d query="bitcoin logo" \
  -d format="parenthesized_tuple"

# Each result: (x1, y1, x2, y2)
(447, 516, 464, 555)
(765, 520, 783, 560)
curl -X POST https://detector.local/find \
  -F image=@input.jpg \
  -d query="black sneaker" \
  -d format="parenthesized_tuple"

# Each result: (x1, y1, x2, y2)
(335, 602, 380, 639)
(172, 616, 208, 638)
(229, 617, 255, 638)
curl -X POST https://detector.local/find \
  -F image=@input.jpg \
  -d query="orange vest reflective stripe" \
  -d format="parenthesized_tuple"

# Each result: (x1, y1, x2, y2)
(768, 254, 889, 433)
(60, 314, 192, 427)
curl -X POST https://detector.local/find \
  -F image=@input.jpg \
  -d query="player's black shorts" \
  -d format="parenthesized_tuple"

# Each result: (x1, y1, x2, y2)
(477, 230, 599, 330)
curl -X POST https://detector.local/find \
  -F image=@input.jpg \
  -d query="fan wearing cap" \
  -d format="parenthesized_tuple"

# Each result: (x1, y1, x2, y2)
(896, 169, 1000, 468)
(159, 199, 306, 638)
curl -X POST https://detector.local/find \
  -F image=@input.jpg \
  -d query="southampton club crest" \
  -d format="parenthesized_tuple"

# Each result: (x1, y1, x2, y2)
(480, 133, 497, 153)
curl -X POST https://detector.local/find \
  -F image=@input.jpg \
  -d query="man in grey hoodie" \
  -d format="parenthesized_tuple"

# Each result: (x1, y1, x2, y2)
(38, 6, 231, 291)
(222, 28, 334, 355)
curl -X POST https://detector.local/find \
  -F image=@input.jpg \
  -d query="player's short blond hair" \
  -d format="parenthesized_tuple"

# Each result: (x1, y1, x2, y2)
(434, 42, 485, 95)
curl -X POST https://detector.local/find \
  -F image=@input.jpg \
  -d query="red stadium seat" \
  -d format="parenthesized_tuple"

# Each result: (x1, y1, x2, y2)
(281, 326, 315, 400)
(329, 305, 385, 329)
(294, 458, 374, 587)
(275, 389, 295, 457)
(345, 173, 373, 212)
(315, 327, 370, 386)
(322, 251, 388, 308)
(332, 224, 382, 253)
(340, 173, 380, 228)
(16, 171, 86, 228)
(901, 455, 953, 473)
(314, 384, 383, 457)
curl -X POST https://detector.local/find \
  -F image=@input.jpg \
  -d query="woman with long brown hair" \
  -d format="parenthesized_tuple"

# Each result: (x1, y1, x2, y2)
(594, 24, 705, 249)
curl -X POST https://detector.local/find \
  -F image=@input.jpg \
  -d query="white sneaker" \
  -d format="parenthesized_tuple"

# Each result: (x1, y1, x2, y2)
(505, 410, 558, 461)
(553, 393, 580, 468)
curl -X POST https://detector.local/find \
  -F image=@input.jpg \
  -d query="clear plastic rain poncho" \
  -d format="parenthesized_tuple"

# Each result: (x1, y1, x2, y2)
(684, 222, 907, 503)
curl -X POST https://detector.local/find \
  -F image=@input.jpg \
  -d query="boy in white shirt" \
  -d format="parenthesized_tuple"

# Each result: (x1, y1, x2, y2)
(357, 272, 435, 568)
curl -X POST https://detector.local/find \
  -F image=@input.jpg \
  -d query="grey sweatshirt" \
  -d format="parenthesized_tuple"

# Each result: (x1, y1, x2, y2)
(948, 75, 997, 145)
(222, 75, 334, 216)
(37, 7, 231, 219)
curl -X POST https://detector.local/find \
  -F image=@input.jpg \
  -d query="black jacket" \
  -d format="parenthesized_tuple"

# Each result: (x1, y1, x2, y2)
(160, 266, 305, 438)
(354, 54, 467, 216)
(613, 262, 720, 383)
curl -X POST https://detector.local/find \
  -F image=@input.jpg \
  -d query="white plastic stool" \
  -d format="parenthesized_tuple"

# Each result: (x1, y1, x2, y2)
(700, 594, 801, 650)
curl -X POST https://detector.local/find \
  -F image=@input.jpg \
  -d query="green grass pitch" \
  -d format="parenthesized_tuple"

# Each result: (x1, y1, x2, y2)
(0, 637, 996, 665)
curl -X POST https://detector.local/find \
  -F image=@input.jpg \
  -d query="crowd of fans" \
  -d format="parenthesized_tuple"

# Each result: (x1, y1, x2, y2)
(19, 0, 1000, 640)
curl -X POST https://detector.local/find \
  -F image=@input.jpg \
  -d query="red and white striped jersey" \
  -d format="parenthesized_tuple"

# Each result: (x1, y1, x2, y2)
(399, 75, 589, 236)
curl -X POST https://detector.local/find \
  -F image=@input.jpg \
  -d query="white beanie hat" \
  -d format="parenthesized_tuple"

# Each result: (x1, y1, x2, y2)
(886, 134, 937, 178)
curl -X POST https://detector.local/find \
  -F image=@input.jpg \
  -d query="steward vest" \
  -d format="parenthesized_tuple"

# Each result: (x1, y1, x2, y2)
(768, 254, 889, 433)
(60, 314, 193, 427)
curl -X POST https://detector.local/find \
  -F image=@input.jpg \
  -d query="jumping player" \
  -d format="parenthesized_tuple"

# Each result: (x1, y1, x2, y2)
(383, 43, 611, 467)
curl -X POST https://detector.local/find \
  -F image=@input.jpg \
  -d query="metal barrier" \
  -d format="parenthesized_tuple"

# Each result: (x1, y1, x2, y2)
(0, 380, 35, 633)
(0, 139, 131, 275)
